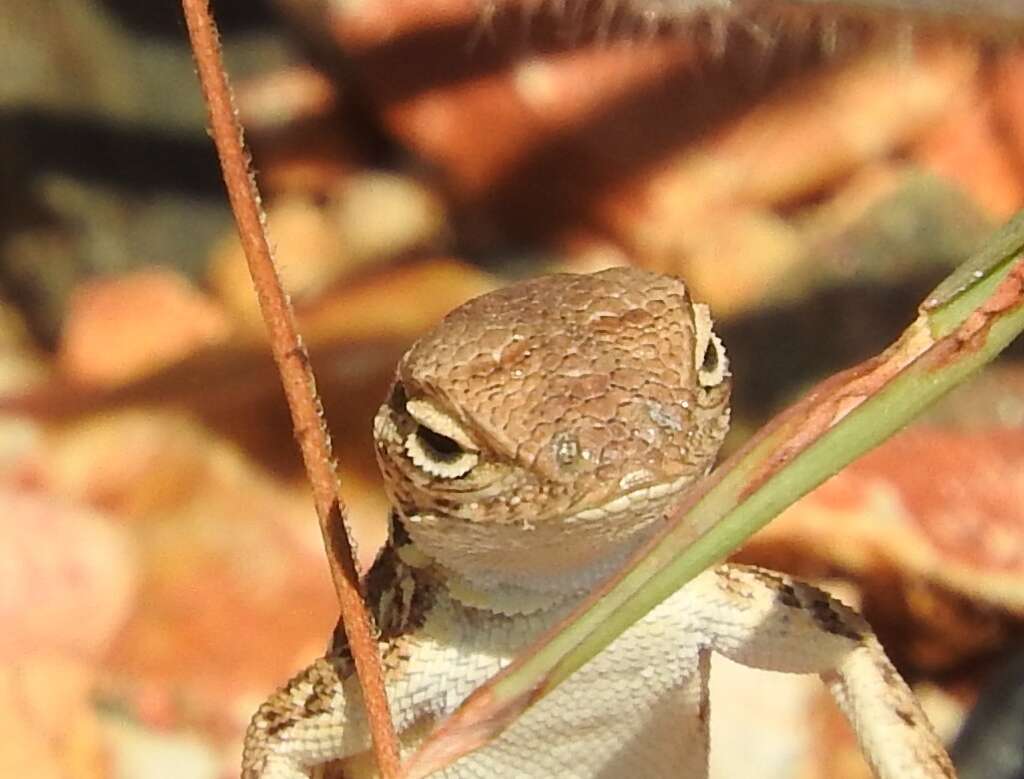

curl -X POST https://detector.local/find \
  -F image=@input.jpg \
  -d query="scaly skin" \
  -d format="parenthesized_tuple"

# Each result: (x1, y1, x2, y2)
(242, 267, 955, 778)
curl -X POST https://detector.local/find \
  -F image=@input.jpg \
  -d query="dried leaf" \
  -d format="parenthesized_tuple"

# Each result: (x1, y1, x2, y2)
(58, 270, 232, 388)
(0, 488, 136, 661)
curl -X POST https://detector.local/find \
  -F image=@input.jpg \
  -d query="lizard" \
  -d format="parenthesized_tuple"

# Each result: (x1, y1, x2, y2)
(242, 266, 956, 779)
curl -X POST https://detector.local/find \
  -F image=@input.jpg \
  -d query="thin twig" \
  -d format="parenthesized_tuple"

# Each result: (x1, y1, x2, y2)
(179, 1, 401, 775)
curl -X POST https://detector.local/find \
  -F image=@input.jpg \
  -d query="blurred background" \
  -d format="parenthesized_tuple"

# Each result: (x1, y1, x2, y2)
(2, 1, 1024, 777)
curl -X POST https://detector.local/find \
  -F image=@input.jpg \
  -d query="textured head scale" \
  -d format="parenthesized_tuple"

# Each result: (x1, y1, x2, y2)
(373, 267, 730, 593)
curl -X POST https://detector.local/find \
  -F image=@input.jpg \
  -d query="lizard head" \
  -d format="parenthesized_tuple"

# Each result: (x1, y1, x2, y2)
(373, 267, 730, 595)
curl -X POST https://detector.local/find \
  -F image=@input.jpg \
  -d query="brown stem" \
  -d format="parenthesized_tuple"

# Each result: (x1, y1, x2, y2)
(179, 1, 401, 775)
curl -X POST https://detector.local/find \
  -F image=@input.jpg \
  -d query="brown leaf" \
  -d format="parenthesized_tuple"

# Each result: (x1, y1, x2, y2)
(913, 70, 1024, 219)
(57, 269, 232, 388)
(29, 410, 385, 737)
(0, 656, 107, 779)
(0, 488, 136, 661)
(739, 422, 1024, 668)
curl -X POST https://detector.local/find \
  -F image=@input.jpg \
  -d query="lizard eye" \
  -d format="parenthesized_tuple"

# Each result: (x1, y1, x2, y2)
(406, 425, 477, 479)
(403, 398, 479, 479)
(692, 303, 729, 388)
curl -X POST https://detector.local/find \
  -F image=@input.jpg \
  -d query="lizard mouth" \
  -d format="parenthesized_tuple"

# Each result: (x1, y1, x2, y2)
(398, 470, 693, 535)
(560, 472, 693, 525)
(396, 472, 690, 593)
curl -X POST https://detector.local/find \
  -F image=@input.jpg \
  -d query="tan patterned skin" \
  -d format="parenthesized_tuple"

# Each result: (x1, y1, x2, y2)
(242, 268, 955, 779)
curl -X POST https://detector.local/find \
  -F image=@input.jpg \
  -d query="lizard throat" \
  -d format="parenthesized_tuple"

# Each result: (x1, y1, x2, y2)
(395, 474, 692, 597)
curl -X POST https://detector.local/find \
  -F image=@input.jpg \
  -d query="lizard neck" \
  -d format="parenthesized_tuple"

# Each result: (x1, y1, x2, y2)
(393, 514, 656, 616)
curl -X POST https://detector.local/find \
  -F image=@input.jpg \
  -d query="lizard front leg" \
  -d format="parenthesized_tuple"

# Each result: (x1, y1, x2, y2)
(699, 564, 955, 779)
(240, 573, 569, 779)
(241, 531, 450, 779)
(242, 655, 360, 779)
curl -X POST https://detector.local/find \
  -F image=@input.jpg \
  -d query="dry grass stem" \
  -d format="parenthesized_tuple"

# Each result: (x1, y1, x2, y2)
(179, 1, 401, 775)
